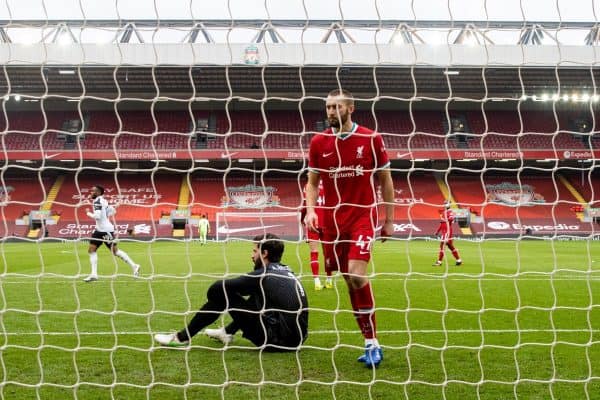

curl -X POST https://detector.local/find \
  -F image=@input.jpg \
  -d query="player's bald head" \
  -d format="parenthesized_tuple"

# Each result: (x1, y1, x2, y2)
(327, 88, 354, 106)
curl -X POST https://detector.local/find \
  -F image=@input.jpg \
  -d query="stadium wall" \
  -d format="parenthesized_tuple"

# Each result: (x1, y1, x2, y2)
(3, 173, 599, 240)
(1, 43, 598, 67)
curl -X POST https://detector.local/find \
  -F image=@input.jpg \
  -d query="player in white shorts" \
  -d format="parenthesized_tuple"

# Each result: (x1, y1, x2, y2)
(83, 185, 141, 282)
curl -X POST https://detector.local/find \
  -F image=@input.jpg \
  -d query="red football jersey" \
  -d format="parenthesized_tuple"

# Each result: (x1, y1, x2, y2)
(308, 123, 390, 231)
(436, 209, 455, 238)
(302, 180, 326, 224)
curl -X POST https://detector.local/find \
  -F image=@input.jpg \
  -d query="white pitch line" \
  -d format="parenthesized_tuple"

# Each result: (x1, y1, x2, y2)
(2, 328, 600, 336)
(2, 276, 600, 284)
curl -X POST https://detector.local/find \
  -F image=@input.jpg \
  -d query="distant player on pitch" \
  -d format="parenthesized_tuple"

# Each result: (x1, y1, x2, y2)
(198, 214, 210, 245)
(83, 185, 140, 282)
(433, 203, 462, 266)
(304, 88, 395, 368)
(302, 180, 333, 291)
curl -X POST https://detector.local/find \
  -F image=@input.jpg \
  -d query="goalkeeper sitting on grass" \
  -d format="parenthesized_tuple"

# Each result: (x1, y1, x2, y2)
(154, 233, 309, 351)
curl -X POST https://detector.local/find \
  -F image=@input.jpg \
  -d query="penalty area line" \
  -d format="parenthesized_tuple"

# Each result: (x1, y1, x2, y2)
(3, 328, 600, 336)
(2, 276, 600, 284)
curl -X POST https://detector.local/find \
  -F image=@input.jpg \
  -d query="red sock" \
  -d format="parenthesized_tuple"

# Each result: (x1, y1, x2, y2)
(350, 283, 377, 339)
(452, 249, 460, 260)
(448, 243, 460, 260)
(438, 250, 445, 262)
(310, 251, 319, 277)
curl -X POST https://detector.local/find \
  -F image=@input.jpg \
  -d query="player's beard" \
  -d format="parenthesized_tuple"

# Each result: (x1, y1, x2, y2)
(253, 257, 265, 270)
(91, 193, 98, 199)
(328, 110, 349, 129)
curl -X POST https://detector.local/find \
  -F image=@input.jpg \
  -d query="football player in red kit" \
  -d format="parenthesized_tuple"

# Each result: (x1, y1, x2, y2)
(433, 203, 462, 266)
(304, 88, 395, 368)
(302, 180, 333, 290)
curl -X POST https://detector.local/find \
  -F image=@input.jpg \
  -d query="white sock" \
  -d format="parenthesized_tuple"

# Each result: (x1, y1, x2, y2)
(115, 249, 136, 270)
(89, 252, 98, 276)
(365, 338, 380, 348)
(314, 277, 321, 284)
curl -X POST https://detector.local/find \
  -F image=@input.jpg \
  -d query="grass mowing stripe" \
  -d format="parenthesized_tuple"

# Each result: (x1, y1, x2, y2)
(0, 239, 599, 399)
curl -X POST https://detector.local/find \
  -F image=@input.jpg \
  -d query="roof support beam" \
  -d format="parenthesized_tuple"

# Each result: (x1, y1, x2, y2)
(321, 22, 355, 43)
(183, 22, 214, 43)
(252, 22, 286, 43)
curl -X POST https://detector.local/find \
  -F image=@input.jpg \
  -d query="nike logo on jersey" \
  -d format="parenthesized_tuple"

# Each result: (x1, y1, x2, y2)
(322, 152, 334, 158)
(359, 250, 370, 255)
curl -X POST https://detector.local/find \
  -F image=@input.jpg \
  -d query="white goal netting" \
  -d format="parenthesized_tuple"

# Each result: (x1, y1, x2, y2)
(1, 0, 600, 399)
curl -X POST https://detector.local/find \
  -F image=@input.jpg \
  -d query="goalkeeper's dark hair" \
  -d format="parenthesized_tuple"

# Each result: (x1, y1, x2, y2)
(94, 185, 105, 195)
(253, 233, 284, 263)
(327, 88, 354, 105)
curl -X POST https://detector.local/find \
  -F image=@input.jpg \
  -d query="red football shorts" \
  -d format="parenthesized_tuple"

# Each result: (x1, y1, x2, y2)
(440, 238, 454, 248)
(306, 226, 322, 242)
(321, 216, 375, 273)
(439, 231, 453, 243)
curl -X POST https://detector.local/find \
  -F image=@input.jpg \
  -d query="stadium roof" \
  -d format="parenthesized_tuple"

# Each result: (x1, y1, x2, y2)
(1, 20, 600, 105)
(2, 19, 600, 45)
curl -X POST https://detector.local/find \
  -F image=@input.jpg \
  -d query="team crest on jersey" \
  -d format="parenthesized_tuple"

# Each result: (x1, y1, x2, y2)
(356, 145, 364, 159)
(486, 182, 545, 205)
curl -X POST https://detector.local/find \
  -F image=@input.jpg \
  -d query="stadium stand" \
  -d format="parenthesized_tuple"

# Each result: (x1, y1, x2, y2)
(48, 173, 181, 222)
(0, 174, 52, 219)
(396, 174, 448, 220)
(3, 169, 597, 238)
(188, 176, 303, 218)
(4, 109, 600, 151)
(446, 174, 588, 235)
(0, 174, 53, 238)
(2, 104, 600, 239)
(565, 173, 600, 207)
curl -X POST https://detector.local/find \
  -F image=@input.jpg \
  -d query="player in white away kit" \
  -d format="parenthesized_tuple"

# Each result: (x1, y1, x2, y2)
(83, 185, 140, 282)
(198, 214, 210, 245)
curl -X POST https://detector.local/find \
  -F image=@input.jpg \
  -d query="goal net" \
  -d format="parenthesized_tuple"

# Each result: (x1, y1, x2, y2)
(1, 0, 600, 399)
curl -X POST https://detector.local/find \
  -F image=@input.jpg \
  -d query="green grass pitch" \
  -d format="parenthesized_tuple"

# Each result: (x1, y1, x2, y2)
(1, 238, 600, 399)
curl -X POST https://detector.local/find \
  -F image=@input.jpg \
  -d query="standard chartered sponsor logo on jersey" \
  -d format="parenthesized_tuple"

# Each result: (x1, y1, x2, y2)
(328, 165, 364, 178)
